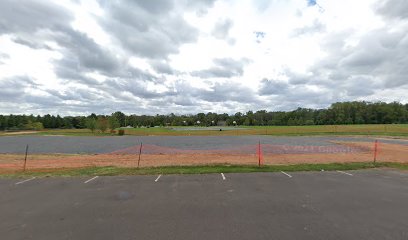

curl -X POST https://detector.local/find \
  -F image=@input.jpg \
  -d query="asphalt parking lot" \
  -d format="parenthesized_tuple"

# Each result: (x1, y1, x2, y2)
(1, 169, 407, 240)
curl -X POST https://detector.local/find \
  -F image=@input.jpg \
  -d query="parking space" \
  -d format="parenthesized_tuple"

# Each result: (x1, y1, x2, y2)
(0, 169, 407, 240)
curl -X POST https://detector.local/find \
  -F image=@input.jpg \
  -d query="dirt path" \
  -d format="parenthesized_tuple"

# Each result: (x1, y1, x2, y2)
(0, 142, 406, 173)
(2, 131, 38, 135)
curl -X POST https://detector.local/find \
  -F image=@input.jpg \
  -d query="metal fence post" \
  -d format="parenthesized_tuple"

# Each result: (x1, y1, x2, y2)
(373, 140, 378, 163)
(258, 141, 261, 167)
(137, 142, 143, 168)
(23, 144, 29, 171)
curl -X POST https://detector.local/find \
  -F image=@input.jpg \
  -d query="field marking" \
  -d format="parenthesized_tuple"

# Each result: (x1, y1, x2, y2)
(155, 175, 162, 182)
(281, 171, 292, 178)
(221, 173, 226, 180)
(84, 176, 99, 183)
(337, 170, 353, 176)
(15, 177, 36, 185)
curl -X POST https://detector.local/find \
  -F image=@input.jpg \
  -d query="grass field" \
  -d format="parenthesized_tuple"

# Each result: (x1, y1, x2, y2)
(2, 162, 408, 178)
(1, 124, 407, 137)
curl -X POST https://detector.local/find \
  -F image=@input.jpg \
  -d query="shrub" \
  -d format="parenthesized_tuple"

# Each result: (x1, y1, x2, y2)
(118, 129, 125, 136)
(96, 117, 108, 133)
(86, 118, 97, 133)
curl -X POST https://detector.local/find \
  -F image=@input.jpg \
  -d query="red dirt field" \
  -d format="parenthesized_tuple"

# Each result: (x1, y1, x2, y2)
(0, 142, 407, 173)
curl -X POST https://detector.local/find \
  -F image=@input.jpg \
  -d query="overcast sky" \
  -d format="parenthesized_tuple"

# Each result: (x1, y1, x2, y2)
(0, 0, 407, 116)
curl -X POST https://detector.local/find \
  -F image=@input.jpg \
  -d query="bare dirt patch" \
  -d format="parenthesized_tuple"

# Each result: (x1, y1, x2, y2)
(3, 131, 38, 135)
(0, 142, 406, 172)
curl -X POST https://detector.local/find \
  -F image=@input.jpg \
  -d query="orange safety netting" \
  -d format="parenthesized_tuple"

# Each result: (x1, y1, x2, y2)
(108, 143, 371, 155)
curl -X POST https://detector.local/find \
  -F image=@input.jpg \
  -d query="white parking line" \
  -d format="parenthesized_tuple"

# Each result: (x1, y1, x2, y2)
(15, 177, 36, 185)
(84, 176, 99, 183)
(155, 174, 162, 182)
(221, 173, 226, 180)
(281, 171, 292, 178)
(337, 170, 353, 176)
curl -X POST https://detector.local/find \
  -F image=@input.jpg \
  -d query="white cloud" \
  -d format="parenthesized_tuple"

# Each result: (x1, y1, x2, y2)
(0, 0, 406, 115)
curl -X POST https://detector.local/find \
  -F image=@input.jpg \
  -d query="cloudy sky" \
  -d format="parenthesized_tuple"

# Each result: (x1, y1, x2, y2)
(0, 0, 407, 115)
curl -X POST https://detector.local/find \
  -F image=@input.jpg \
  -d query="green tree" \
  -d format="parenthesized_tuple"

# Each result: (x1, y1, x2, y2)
(86, 118, 97, 133)
(108, 116, 120, 132)
(24, 121, 44, 130)
(112, 111, 126, 126)
(96, 117, 108, 133)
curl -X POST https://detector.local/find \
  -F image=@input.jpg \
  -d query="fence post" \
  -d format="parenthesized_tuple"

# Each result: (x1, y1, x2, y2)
(373, 140, 378, 163)
(23, 144, 29, 171)
(258, 141, 261, 167)
(137, 142, 143, 168)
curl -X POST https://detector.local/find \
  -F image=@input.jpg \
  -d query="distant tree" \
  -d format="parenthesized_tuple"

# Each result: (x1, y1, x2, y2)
(89, 113, 97, 119)
(96, 117, 108, 133)
(112, 111, 126, 126)
(24, 121, 44, 130)
(1, 101, 408, 129)
(108, 116, 120, 132)
(86, 118, 97, 133)
(32, 122, 44, 130)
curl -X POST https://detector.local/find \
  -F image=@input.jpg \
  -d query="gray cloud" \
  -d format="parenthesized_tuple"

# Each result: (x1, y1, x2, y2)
(23, 94, 64, 108)
(309, 26, 408, 90)
(97, 0, 203, 59)
(253, 0, 272, 12)
(192, 58, 250, 78)
(53, 58, 101, 86)
(51, 27, 122, 74)
(104, 78, 175, 100)
(0, 52, 8, 64)
(0, 53, 8, 59)
(198, 83, 256, 103)
(172, 95, 197, 106)
(259, 79, 290, 95)
(282, 69, 312, 85)
(184, 0, 217, 16)
(376, 0, 408, 19)
(0, 76, 38, 101)
(0, 0, 262, 114)
(0, 0, 124, 84)
(258, 78, 334, 110)
(8, 26, 125, 87)
(45, 88, 102, 102)
(291, 20, 325, 36)
(343, 76, 377, 97)
(173, 80, 259, 105)
(212, 18, 233, 39)
(0, 0, 73, 34)
(259, 73, 381, 107)
(0, 76, 99, 112)
(11, 37, 53, 50)
(149, 60, 175, 75)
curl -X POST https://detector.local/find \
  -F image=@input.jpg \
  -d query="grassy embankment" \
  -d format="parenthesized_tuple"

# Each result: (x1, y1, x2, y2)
(1, 162, 407, 178)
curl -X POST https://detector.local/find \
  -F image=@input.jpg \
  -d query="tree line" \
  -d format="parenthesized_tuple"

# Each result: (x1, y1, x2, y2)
(0, 101, 407, 131)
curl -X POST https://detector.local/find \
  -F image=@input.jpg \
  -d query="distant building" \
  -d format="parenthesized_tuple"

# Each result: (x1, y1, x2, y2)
(217, 121, 227, 126)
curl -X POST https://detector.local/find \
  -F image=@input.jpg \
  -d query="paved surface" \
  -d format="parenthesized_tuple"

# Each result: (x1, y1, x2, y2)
(0, 135, 406, 154)
(1, 169, 407, 239)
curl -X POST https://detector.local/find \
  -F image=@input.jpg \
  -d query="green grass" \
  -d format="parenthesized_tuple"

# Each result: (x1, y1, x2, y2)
(245, 124, 408, 137)
(2, 124, 407, 137)
(2, 162, 407, 178)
